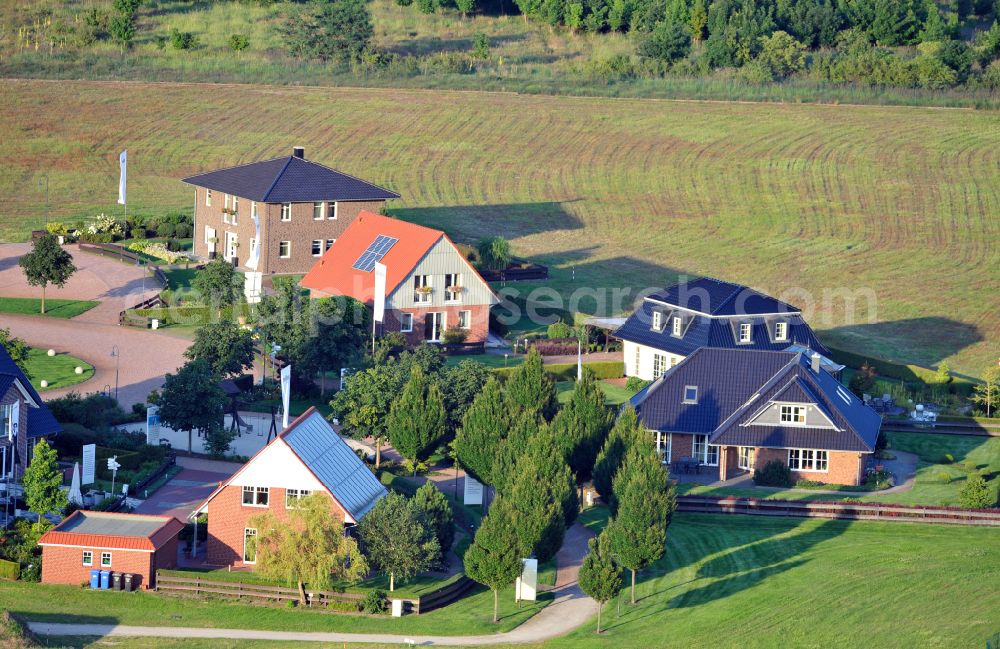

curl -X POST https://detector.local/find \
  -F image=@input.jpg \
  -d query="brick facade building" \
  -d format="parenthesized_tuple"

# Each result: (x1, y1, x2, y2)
(0, 345, 61, 483)
(632, 348, 881, 487)
(183, 148, 398, 275)
(192, 408, 386, 569)
(301, 212, 498, 345)
(38, 511, 183, 589)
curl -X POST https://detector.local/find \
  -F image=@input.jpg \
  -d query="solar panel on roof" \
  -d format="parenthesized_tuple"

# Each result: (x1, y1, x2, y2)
(352, 235, 398, 272)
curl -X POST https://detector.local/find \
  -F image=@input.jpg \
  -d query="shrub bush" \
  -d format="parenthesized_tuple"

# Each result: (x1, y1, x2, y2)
(959, 474, 995, 509)
(546, 322, 574, 339)
(625, 376, 650, 392)
(0, 558, 19, 580)
(48, 392, 127, 431)
(754, 460, 792, 487)
(359, 589, 388, 614)
(864, 469, 893, 489)
(940, 453, 955, 464)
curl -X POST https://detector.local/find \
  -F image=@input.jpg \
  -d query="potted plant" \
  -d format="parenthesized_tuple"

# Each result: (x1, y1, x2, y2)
(207, 236, 218, 260)
(445, 284, 463, 296)
(415, 285, 433, 295)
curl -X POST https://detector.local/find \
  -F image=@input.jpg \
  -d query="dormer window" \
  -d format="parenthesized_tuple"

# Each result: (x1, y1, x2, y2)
(683, 385, 698, 404)
(652, 311, 662, 331)
(672, 316, 682, 336)
(780, 405, 807, 424)
(739, 323, 752, 343)
(775, 321, 788, 341)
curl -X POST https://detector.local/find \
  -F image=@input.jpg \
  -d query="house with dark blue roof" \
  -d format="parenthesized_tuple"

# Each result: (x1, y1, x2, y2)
(183, 147, 400, 275)
(615, 277, 838, 381)
(630, 348, 881, 486)
(193, 407, 387, 568)
(1, 344, 61, 483)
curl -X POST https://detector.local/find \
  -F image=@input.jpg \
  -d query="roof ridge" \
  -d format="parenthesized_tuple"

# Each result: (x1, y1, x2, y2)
(261, 156, 295, 203)
(181, 155, 288, 182)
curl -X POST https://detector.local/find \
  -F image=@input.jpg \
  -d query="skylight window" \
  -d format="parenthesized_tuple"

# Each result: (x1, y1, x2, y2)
(683, 386, 698, 404)
(352, 235, 398, 272)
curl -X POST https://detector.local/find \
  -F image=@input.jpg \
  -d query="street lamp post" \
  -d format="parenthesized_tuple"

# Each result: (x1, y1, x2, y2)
(110, 345, 120, 402)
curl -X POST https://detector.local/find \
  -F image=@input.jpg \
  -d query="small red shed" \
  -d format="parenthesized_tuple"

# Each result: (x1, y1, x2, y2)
(38, 510, 184, 589)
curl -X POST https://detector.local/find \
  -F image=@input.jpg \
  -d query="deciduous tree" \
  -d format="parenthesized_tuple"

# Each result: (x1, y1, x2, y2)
(0, 328, 30, 378)
(358, 492, 439, 591)
(19, 234, 76, 315)
(971, 366, 1000, 417)
(413, 481, 455, 560)
(300, 296, 369, 394)
(184, 321, 255, 377)
(578, 531, 622, 633)
(22, 439, 67, 527)
(249, 493, 367, 604)
(281, 0, 374, 62)
(192, 259, 242, 315)
(158, 359, 229, 455)
(440, 359, 492, 434)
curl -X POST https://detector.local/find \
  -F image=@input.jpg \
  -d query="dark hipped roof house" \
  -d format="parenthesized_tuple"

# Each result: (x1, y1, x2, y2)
(616, 277, 839, 381)
(630, 348, 881, 486)
(182, 148, 399, 275)
(1, 344, 61, 482)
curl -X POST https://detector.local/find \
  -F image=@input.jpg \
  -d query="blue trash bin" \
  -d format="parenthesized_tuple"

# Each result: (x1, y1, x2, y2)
(89, 569, 100, 589)
(100, 570, 111, 590)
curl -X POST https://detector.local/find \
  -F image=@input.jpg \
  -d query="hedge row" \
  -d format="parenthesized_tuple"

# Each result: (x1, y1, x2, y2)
(0, 559, 19, 581)
(493, 360, 624, 381)
(827, 346, 976, 394)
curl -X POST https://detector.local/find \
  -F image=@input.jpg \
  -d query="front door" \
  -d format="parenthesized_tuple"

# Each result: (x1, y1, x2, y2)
(738, 446, 756, 471)
(424, 312, 446, 342)
(225, 231, 238, 262)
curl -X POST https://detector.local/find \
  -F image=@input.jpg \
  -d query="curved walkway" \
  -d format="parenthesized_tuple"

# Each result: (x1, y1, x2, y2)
(28, 523, 598, 646)
(0, 243, 188, 407)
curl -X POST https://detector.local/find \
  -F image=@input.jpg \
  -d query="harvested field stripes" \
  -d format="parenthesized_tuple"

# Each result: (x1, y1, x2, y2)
(677, 496, 1000, 525)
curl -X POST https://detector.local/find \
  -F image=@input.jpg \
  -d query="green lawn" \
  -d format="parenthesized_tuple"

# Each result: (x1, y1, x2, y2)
(24, 348, 94, 392)
(0, 297, 98, 319)
(161, 267, 199, 292)
(445, 353, 524, 370)
(556, 380, 635, 406)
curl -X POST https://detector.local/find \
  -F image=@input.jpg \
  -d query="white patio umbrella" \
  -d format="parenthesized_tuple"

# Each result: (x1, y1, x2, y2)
(68, 462, 83, 506)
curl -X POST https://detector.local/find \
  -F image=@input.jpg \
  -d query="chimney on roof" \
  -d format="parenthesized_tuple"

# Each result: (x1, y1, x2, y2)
(292, 146, 305, 159)
(811, 352, 822, 374)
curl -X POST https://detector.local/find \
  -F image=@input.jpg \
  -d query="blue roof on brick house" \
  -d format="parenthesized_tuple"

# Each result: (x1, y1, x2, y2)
(630, 348, 881, 453)
(615, 277, 829, 358)
(0, 345, 61, 439)
(182, 150, 400, 203)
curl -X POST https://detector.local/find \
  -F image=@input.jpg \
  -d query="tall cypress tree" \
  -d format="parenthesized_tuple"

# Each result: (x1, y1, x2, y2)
(506, 347, 557, 421)
(506, 452, 566, 563)
(578, 531, 622, 634)
(453, 376, 508, 485)
(493, 411, 542, 494)
(605, 443, 674, 604)
(464, 497, 523, 624)
(549, 369, 613, 482)
(593, 406, 646, 503)
(387, 366, 447, 472)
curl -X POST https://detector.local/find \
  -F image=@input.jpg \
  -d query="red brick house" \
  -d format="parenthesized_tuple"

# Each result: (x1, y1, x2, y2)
(1, 344, 61, 484)
(38, 510, 183, 589)
(301, 212, 499, 345)
(630, 348, 882, 486)
(192, 408, 386, 569)
(182, 148, 399, 275)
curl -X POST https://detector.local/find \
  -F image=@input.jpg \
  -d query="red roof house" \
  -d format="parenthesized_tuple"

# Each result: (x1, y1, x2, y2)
(300, 212, 498, 345)
(38, 511, 184, 589)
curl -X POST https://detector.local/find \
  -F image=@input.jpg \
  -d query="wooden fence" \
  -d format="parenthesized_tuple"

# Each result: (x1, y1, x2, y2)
(677, 496, 1000, 526)
(479, 263, 548, 282)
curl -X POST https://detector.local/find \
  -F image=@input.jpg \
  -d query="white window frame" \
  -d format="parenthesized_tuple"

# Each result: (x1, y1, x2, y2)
(281, 203, 291, 221)
(242, 485, 269, 507)
(672, 316, 682, 336)
(204, 225, 216, 246)
(427, 311, 446, 342)
(693, 434, 719, 466)
(285, 488, 312, 508)
(313, 202, 324, 220)
(413, 275, 431, 304)
(1, 403, 13, 438)
(243, 528, 257, 564)
(224, 193, 230, 210)
(633, 345, 641, 376)
(652, 353, 667, 378)
(444, 273, 462, 303)
(738, 446, 756, 470)
(251, 201, 258, 219)
(788, 448, 828, 473)
(683, 385, 698, 404)
(100, 552, 112, 567)
(325, 238, 336, 251)
(652, 311, 662, 331)
(739, 322, 752, 343)
(329, 201, 338, 220)
(231, 196, 238, 225)
(205, 190, 212, 207)
(458, 310, 471, 330)
(311, 239, 323, 257)
(400, 312, 413, 333)
(775, 321, 788, 341)
(654, 431, 671, 464)
(82, 550, 93, 566)
(780, 405, 807, 425)
(279, 241, 291, 259)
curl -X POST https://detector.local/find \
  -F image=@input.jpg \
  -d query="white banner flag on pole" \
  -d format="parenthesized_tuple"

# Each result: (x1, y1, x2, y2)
(246, 213, 261, 270)
(82, 444, 96, 485)
(117, 150, 127, 205)
(280, 364, 292, 429)
(373, 262, 386, 323)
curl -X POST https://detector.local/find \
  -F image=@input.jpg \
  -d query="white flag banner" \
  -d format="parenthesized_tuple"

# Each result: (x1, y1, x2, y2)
(280, 364, 292, 429)
(373, 262, 386, 323)
(117, 150, 127, 205)
(246, 213, 261, 270)
(82, 444, 96, 485)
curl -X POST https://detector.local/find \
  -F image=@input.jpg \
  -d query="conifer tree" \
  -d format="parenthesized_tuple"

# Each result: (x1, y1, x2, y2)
(506, 347, 557, 420)
(549, 369, 613, 482)
(593, 406, 646, 503)
(464, 497, 523, 623)
(454, 376, 508, 485)
(578, 531, 622, 633)
(387, 366, 447, 472)
(493, 411, 542, 493)
(605, 443, 674, 604)
(22, 439, 67, 526)
(413, 481, 455, 560)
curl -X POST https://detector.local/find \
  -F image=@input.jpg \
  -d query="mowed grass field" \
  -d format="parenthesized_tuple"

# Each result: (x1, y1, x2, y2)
(1, 79, 997, 376)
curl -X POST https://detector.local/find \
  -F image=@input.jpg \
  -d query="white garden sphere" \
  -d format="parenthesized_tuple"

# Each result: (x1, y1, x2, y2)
(47, 349, 56, 357)
(75, 366, 84, 375)
(40, 380, 49, 388)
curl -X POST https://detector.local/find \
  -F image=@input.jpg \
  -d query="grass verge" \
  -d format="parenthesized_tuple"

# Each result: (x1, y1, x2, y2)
(0, 297, 98, 319)
(24, 348, 94, 392)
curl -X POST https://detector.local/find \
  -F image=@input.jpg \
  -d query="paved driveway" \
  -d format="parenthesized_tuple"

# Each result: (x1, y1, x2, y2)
(0, 243, 189, 407)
